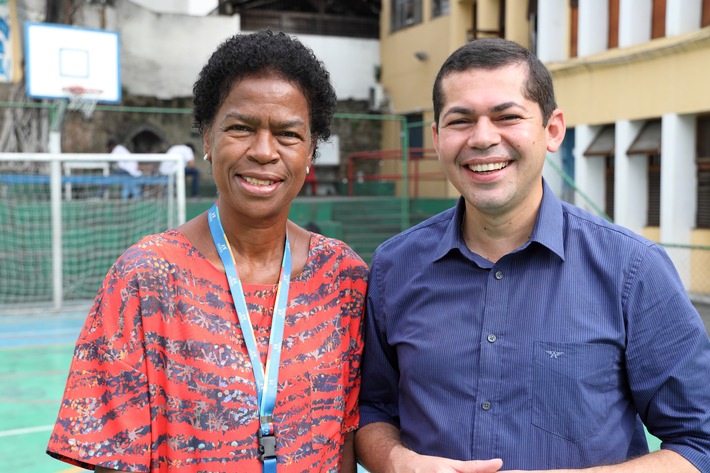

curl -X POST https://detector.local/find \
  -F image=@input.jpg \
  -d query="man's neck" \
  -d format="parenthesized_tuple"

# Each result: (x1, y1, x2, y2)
(461, 199, 540, 263)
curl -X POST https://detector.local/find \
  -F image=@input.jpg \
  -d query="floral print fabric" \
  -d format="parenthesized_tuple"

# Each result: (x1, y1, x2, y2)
(47, 229, 367, 472)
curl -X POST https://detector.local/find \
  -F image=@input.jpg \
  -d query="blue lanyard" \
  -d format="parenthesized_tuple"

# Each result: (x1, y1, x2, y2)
(208, 203, 291, 472)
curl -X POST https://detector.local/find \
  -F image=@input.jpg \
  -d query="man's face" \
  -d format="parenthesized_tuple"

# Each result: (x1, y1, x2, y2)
(432, 63, 565, 220)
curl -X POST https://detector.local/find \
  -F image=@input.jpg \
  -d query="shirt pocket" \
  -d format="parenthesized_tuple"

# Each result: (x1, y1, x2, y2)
(309, 367, 345, 450)
(531, 341, 617, 442)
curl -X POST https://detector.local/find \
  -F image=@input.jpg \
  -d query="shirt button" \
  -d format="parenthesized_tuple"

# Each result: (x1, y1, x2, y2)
(487, 334, 497, 343)
(481, 401, 492, 411)
(494, 270, 504, 280)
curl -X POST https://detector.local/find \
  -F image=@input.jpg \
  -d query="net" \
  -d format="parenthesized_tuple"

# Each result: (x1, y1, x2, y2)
(62, 86, 103, 120)
(0, 152, 185, 311)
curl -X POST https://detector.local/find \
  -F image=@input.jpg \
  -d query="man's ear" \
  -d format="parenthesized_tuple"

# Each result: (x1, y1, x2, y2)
(546, 109, 566, 153)
(431, 121, 440, 155)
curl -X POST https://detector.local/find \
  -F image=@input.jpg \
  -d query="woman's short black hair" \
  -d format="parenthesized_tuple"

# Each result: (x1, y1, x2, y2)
(192, 30, 337, 161)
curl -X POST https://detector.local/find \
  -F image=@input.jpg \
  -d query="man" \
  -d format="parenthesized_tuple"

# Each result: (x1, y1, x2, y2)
(159, 142, 201, 197)
(107, 138, 142, 200)
(355, 38, 710, 473)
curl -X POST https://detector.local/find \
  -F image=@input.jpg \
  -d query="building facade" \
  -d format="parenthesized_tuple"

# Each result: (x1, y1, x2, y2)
(377, 0, 710, 293)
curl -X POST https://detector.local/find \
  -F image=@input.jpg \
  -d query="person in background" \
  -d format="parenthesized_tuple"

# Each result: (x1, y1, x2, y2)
(48, 30, 368, 473)
(355, 37, 710, 473)
(107, 138, 142, 200)
(160, 142, 201, 197)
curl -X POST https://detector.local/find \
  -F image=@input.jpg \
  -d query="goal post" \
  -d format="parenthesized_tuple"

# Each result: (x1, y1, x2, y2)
(0, 152, 185, 312)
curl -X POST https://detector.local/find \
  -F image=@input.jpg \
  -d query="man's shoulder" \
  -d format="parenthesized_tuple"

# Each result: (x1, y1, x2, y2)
(376, 206, 456, 256)
(560, 201, 656, 250)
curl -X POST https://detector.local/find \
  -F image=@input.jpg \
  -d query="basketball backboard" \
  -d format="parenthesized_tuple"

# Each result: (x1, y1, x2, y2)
(24, 22, 121, 104)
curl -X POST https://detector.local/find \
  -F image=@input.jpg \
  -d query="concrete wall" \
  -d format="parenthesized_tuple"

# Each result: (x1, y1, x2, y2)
(110, 2, 379, 102)
(275, 33, 380, 101)
(112, 1, 239, 99)
(130, 0, 218, 16)
(549, 29, 710, 127)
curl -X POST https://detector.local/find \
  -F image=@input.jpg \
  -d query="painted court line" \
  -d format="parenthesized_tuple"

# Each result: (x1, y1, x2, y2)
(0, 424, 54, 438)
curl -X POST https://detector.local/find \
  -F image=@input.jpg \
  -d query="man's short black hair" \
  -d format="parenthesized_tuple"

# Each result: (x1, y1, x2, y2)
(433, 38, 558, 127)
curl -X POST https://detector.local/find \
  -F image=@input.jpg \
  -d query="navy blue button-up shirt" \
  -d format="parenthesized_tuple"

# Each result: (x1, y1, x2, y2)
(359, 182, 710, 471)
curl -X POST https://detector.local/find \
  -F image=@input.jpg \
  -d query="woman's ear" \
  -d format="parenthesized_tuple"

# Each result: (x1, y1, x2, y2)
(202, 132, 211, 162)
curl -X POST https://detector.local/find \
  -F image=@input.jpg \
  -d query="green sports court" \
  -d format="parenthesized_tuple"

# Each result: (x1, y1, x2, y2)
(0, 309, 89, 473)
(0, 307, 667, 473)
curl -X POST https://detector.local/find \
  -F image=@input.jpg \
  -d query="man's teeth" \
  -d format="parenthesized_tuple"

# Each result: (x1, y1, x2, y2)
(243, 176, 274, 186)
(468, 162, 508, 172)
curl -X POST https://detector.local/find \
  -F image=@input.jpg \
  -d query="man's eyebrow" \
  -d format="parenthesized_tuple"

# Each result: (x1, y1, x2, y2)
(490, 101, 527, 113)
(442, 102, 528, 118)
(441, 106, 472, 118)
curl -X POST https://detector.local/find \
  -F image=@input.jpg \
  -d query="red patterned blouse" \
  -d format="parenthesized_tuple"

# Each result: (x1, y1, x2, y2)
(47, 229, 368, 472)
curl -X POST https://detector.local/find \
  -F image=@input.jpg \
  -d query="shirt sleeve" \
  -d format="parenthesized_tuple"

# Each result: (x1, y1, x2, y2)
(46, 250, 152, 472)
(358, 249, 402, 429)
(340, 253, 369, 434)
(623, 243, 710, 471)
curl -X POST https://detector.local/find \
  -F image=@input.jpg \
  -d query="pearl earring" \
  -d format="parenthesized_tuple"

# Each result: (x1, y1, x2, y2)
(306, 166, 310, 175)
(203, 154, 209, 161)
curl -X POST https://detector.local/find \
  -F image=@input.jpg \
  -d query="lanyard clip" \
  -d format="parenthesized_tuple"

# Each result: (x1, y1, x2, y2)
(257, 425, 276, 463)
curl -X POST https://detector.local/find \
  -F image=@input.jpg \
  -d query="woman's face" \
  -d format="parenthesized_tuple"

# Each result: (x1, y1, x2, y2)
(204, 74, 314, 224)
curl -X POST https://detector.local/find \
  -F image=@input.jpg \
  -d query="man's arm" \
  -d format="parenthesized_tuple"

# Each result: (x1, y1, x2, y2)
(355, 422, 503, 473)
(356, 424, 700, 473)
(504, 449, 699, 473)
(341, 431, 357, 473)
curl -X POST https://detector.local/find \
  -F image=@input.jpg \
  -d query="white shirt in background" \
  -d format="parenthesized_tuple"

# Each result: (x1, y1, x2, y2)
(112, 144, 142, 177)
(159, 144, 195, 175)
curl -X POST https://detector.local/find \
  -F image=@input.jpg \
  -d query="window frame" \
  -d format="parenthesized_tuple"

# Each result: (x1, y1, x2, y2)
(391, 0, 423, 32)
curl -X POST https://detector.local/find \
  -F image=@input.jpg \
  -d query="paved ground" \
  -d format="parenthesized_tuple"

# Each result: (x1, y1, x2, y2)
(2, 300, 708, 473)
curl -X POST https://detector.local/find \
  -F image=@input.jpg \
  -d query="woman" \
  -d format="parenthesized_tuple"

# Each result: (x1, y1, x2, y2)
(47, 30, 368, 473)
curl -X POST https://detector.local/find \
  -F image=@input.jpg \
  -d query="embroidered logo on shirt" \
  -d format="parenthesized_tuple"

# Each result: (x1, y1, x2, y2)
(545, 350, 564, 359)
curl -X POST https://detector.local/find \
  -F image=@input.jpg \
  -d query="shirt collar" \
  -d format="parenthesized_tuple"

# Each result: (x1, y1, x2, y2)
(531, 179, 565, 261)
(432, 179, 565, 262)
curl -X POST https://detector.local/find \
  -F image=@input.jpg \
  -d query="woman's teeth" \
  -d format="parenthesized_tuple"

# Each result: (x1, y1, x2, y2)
(243, 176, 274, 186)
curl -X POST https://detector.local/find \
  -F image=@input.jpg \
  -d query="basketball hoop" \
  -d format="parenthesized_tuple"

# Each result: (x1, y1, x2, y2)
(62, 86, 103, 119)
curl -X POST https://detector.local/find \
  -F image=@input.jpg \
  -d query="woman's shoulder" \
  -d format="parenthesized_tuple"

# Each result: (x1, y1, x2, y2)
(309, 232, 366, 266)
(304, 232, 368, 289)
(113, 229, 200, 274)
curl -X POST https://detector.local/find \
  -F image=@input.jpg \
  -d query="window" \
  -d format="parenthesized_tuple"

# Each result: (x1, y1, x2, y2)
(651, 0, 666, 39)
(391, 0, 422, 31)
(605, 156, 615, 220)
(627, 120, 662, 227)
(584, 125, 615, 219)
(608, 0, 619, 48)
(570, 0, 578, 58)
(432, 0, 449, 18)
(647, 154, 661, 227)
(697, 116, 710, 228)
